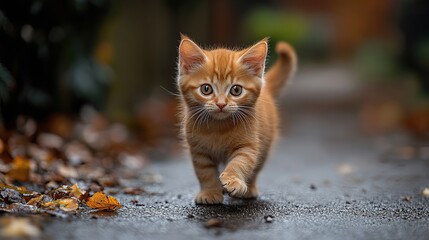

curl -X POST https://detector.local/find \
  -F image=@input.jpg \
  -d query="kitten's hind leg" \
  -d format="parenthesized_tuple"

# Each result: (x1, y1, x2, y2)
(192, 153, 224, 205)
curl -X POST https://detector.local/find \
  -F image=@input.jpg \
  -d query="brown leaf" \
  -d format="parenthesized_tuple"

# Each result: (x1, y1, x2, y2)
(47, 187, 68, 200)
(86, 192, 121, 211)
(205, 218, 223, 228)
(6, 156, 31, 182)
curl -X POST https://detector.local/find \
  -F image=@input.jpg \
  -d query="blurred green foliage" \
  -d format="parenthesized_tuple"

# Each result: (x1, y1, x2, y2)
(354, 40, 399, 82)
(243, 8, 330, 61)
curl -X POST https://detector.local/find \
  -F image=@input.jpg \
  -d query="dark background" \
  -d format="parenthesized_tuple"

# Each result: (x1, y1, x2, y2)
(1, 0, 428, 144)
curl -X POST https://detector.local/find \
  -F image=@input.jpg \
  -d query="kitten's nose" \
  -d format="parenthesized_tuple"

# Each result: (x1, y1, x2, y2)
(216, 103, 226, 110)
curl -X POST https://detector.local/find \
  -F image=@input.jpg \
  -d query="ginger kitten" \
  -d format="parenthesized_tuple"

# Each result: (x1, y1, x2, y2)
(177, 35, 297, 204)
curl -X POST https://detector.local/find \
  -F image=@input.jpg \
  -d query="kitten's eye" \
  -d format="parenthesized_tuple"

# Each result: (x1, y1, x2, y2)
(230, 85, 243, 96)
(200, 84, 213, 95)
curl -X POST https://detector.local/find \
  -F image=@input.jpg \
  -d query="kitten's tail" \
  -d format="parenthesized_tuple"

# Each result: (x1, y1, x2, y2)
(264, 42, 297, 98)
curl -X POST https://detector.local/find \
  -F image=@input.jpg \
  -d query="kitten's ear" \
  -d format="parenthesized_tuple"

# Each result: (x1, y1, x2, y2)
(238, 39, 268, 77)
(179, 36, 207, 75)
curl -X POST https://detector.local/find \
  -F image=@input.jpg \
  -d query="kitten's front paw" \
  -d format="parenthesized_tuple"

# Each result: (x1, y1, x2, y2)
(219, 172, 248, 198)
(195, 189, 224, 205)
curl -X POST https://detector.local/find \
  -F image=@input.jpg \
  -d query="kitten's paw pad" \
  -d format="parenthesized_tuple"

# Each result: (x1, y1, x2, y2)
(219, 173, 247, 198)
(195, 190, 224, 205)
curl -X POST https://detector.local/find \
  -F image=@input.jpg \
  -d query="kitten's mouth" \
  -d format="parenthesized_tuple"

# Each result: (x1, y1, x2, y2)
(210, 111, 231, 120)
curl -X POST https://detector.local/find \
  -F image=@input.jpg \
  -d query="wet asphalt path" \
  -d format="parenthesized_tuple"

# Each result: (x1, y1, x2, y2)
(43, 67, 429, 239)
(42, 107, 429, 240)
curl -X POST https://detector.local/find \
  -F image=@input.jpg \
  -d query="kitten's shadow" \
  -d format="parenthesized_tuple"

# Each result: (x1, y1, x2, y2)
(187, 197, 277, 231)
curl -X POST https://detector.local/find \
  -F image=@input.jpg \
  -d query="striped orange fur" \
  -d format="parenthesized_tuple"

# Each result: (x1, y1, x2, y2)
(177, 34, 297, 204)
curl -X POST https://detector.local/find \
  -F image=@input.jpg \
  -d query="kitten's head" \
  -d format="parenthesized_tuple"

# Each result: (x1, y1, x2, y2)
(177, 35, 267, 121)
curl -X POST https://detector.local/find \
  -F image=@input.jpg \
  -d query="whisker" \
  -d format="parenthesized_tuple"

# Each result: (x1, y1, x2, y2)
(160, 85, 181, 97)
(236, 111, 249, 135)
(190, 108, 206, 135)
(239, 108, 257, 121)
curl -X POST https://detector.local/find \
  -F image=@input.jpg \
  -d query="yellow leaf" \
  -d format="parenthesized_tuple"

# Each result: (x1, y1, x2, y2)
(86, 192, 121, 211)
(58, 198, 79, 211)
(43, 198, 79, 212)
(70, 184, 84, 199)
(27, 195, 44, 206)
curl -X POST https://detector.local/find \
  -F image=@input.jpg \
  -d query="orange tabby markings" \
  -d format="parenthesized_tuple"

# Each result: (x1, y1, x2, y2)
(195, 189, 224, 204)
(219, 172, 248, 197)
(177, 34, 297, 204)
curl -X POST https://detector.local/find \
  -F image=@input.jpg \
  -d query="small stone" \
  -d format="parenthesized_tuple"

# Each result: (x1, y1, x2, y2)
(310, 184, 317, 190)
(422, 188, 429, 197)
(345, 201, 351, 204)
(264, 215, 274, 223)
(186, 214, 195, 219)
(205, 218, 222, 228)
(337, 163, 353, 175)
(403, 196, 411, 202)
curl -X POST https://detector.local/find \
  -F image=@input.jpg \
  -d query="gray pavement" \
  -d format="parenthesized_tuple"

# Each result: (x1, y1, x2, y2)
(43, 66, 429, 240)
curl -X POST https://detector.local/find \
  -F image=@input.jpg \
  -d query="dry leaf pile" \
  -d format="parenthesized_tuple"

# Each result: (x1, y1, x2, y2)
(0, 107, 150, 217)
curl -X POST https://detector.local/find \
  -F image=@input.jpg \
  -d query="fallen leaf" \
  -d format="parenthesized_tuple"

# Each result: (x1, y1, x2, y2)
(205, 218, 223, 228)
(27, 195, 45, 206)
(86, 192, 121, 211)
(57, 164, 78, 179)
(0, 217, 41, 238)
(7, 156, 31, 182)
(70, 184, 84, 199)
(47, 185, 71, 200)
(0, 183, 35, 196)
(43, 198, 79, 212)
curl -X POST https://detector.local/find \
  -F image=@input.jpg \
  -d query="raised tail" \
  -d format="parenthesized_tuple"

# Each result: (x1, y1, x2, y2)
(264, 41, 297, 98)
